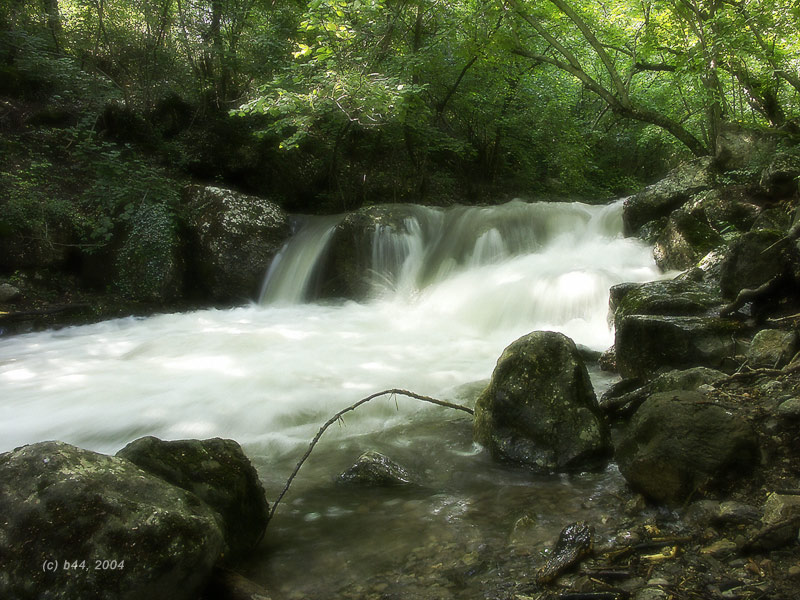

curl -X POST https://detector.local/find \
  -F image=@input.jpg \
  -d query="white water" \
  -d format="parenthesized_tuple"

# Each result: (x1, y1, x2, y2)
(0, 199, 658, 460)
(0, 198, 664, 598)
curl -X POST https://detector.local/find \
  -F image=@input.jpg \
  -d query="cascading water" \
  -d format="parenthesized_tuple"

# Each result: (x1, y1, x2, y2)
(0, 198, 663, 599)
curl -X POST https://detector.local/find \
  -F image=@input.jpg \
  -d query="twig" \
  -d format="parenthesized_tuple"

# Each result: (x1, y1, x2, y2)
(264, 389, 473, 525)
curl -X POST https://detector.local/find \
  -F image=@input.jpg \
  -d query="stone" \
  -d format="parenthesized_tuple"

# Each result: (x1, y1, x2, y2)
(473, 331, 611, 473)
(116, 436, 269, 561)
(615, 391, 760, 505)
(0, 441, 225, 600)
(701, 539, 738, 557)
(751, 208, 792, 232)
(115, 204, 184, 302)
(183, 185, 290, 302)
(653, 208, 724, 271)
(746, 329, 798, 369)
(610, 279, 722, 330)
(715, 124, 776, 172)
(615, 314, 741, 379)
(0, 282, 21, 302)
(337, 450, 415, 486)
(776, 397, 800, 420)
(318, 204, 423, 299)
(719, 229, 799, 299)
(762, 492, 800, 526)
(760, 152, 800, 198)
(623, 157, 717, 236)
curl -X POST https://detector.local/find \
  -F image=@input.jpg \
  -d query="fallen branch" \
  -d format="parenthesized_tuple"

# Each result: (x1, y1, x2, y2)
(265, 389, 474, 526)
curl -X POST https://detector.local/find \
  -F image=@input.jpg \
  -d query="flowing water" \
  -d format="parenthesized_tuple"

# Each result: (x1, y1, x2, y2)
(0, 199, 663, 599)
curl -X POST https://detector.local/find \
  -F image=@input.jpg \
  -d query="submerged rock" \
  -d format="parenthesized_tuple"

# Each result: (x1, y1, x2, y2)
(473, 331, 611, 473)
(183, 184, 290, 302)
(615, 391, 760, 505)
(337, 450, 415, 486)
(0, 441, 225, 600)
(116, 436, 270, 561)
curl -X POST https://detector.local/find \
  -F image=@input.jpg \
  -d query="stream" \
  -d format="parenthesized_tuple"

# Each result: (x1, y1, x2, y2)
(0, 198, 663, 598)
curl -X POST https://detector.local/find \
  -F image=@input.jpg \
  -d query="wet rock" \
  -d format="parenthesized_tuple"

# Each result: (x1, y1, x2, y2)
(615, 391, 760, 505)
(599, 346, 617, 372)
(610, 279, 722, 330)
(318, 204, 423, 299)
(745, 329, 798, 369)
(117, 436, 269, 561)
(473, 331, 611, 473)
(701, 539, 738, 557)
(536, 521, 594, 584)
(0, 282, 21, 302)
(623, 157, 717, 236)
(615, 315, 741, 379)
(653, 208, 724, 271)
(0, 441, 225, 600)
(719, 229, 799, 299)
(183, 184, 290, 302)
(762, 492, 800, 526)
(337, 450, 415, 486)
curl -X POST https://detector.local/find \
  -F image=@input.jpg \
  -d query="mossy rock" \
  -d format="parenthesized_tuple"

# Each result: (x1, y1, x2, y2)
(653, 208, 724, 271)
(610, 279, 722, 330)
(0, 441, 224, 600)
(474, 331, 610, 473)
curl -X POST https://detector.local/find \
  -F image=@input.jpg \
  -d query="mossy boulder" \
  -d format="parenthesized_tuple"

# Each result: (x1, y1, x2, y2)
(610, 279, 722, 330)
(615, 314, 742, 378)
(615, 391, 760, 505)
(760, 152, 800, 198)
(473, 331, 611, 473)
(623, 157, 716, 236)
(116, 436, 269, 561)
(746, 329, 798, 369)
(115, 204, 184, 302)
(183, 185, 290, 302)
(0, 441, 225, 600)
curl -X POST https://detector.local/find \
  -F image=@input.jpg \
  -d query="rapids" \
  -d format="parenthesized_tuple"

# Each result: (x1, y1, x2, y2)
(0, 198, 663, 598)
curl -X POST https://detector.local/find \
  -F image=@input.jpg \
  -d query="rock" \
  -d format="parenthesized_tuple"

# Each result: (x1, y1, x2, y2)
(116, 436, 269, 561)
(600, 367, 727, 418)
(776, 397, 800, 420)
(615, 315, 741, 379)
(760, 152, 800, 198)
(685, 500, 760, 527)
(719, 229, 799, 299)
(692, 187, 761, 235)
(751, 208, 792, 232)
(746, 329, 798, 369)
(615, 391, 760, 505)
(183, 185, 290, 302)
(623, 157, 717, 236)
(762, 492, 800, 526)
(701, 539, 738, 557)
(536, 521, 594, 584)
(599, 346, 617, 372)
(610, 279, 722, 330)
(0, 441, 225, 600)
(115, 204, 184, 302)
(473, 331, 611, 473)
(337, 450, 415, 486)
(653, 208, 724, 271)
(0, 282, 21, 302)
(715, 124, 776, 172)
(318, 204, 423, 299)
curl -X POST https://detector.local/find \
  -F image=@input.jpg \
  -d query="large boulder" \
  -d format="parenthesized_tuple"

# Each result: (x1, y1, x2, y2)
(115, 204, 184, 302)
(653, 208, 724, 271)
(715, 124, 776, 172)
(473, 331, 611, 473)
(116, 436, 270, 561)
(610, 279, 722, 330)
(319, 204, 423, 299)
(760, 152, 800, 198)
(719, 229, 799, 299)
(0, 441, 225, 600)
(615, 314, 742, 378)
(746, 329, 798, 369)
(615, 391, 760, 505)
(623, 157, 717, 236)
(183, 185, 290, 302)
